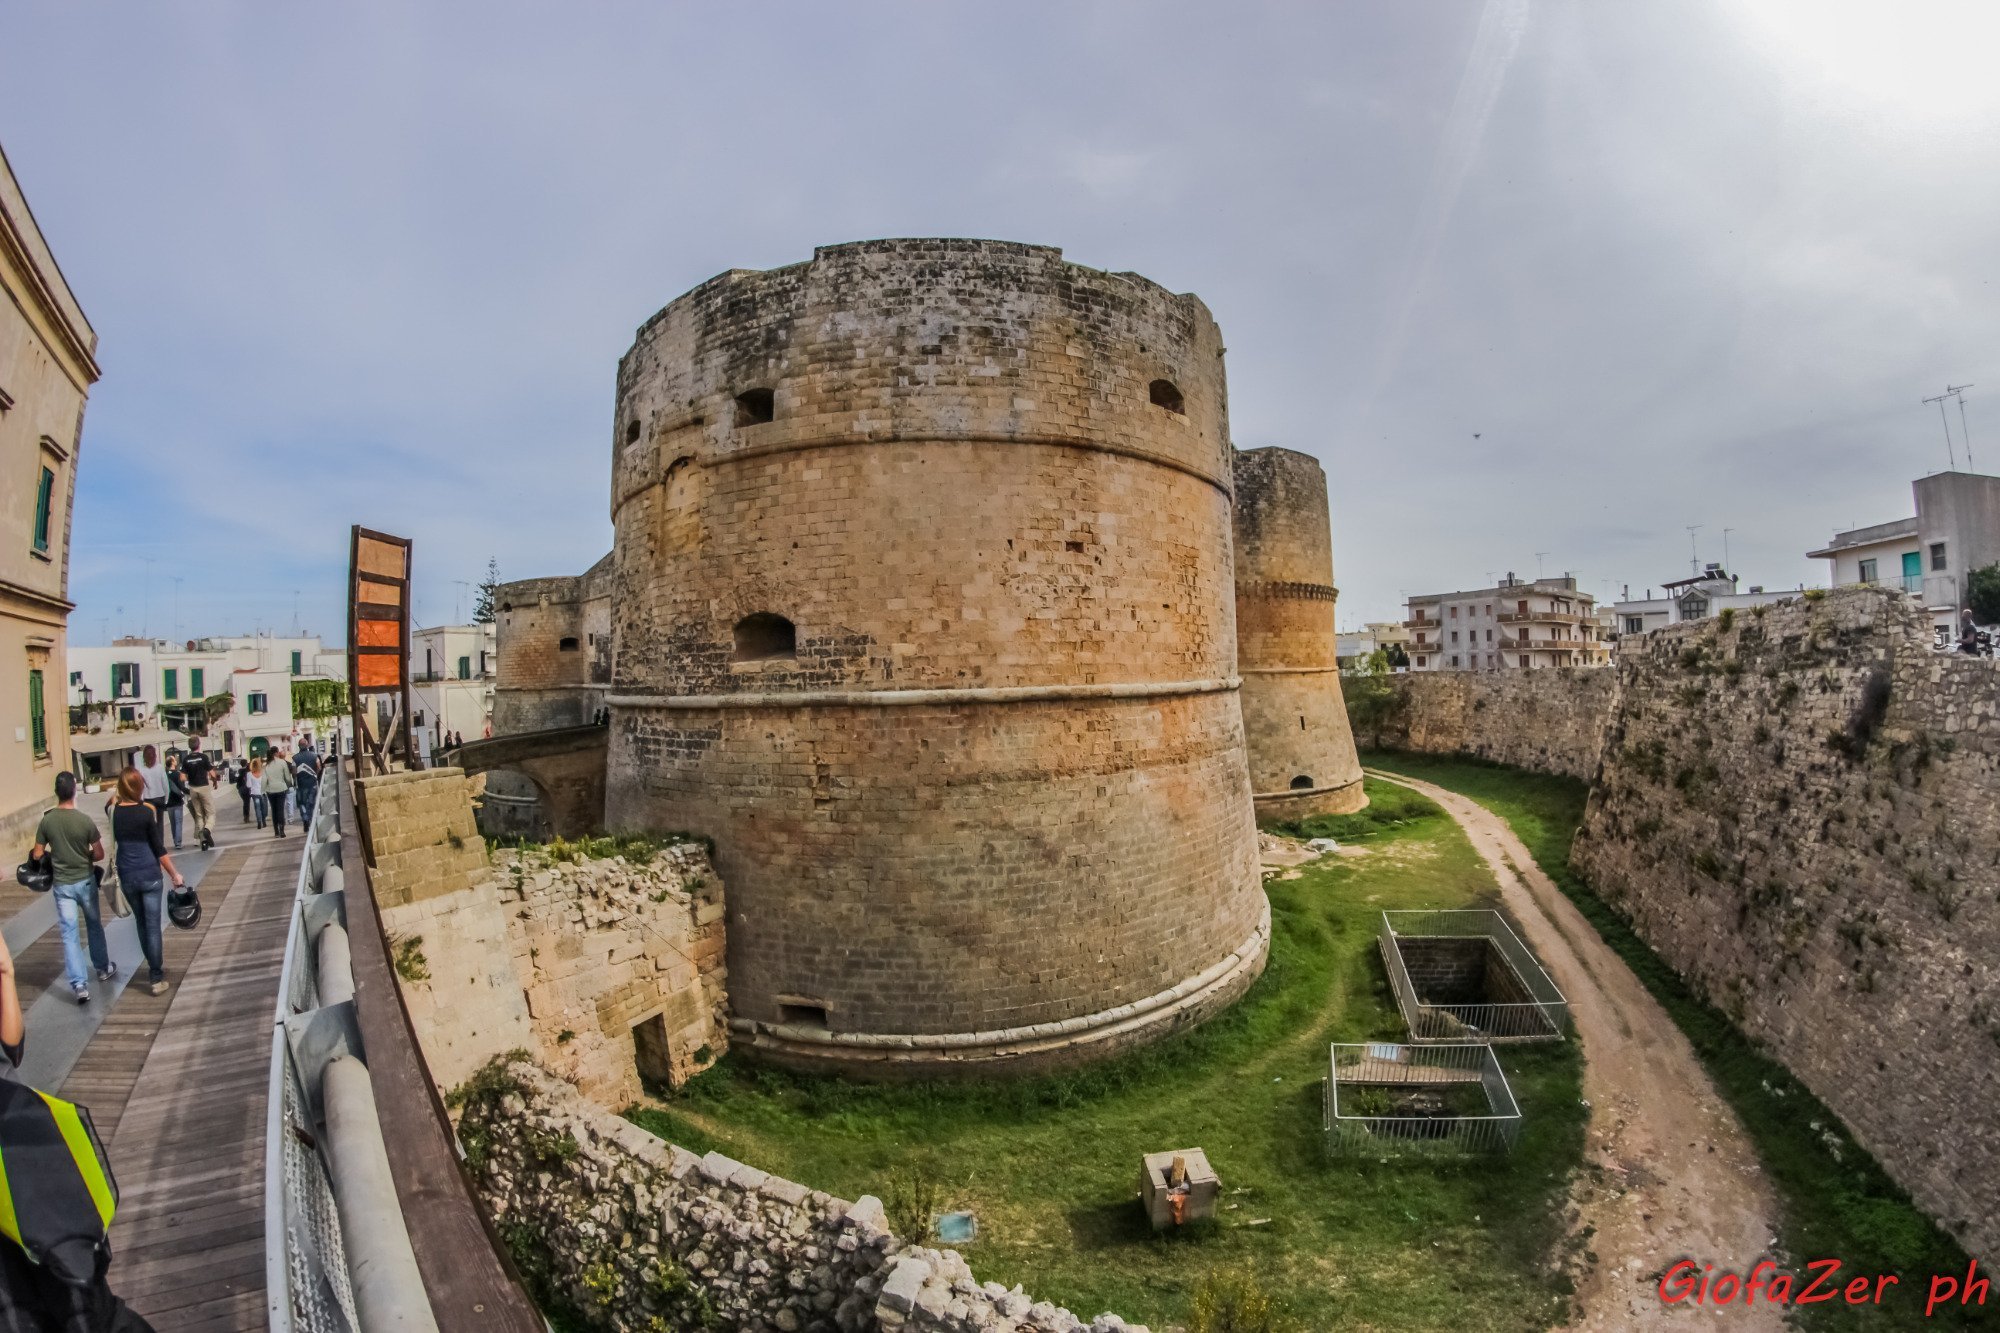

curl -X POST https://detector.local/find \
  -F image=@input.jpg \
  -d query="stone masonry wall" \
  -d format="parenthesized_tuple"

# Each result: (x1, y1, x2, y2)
(1362, 666, 1618, 781)
(495, 840, 727, 1107)
(1571, 588, 2000, 1256)
(463, 1061, 1150, 1333)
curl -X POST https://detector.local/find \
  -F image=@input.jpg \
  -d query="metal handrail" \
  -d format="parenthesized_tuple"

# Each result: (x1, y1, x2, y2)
(1378, 910, 1570, 1043)
(265, 762, 438, 1333)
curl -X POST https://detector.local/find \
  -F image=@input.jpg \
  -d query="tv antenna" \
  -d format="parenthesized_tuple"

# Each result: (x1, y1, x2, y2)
(1924, 388, 1961, 470)
(1534, 551, 1549, 579)
(1686, 525, 1702, 577)
(1948, 383, 1975, 472)
(1722, 528, 1733, 576)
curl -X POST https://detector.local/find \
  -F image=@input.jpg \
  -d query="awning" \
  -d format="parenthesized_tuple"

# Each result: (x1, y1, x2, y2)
(70, 727, 188, 756)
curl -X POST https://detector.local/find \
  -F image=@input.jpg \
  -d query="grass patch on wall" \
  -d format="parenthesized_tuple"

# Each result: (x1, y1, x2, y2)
(622, 778, 1584, 1332)
(1361, 751, 1980, 1332)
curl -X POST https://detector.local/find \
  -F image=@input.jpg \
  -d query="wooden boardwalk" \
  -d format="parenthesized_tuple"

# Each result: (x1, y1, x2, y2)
(73, 836, 296, 1329)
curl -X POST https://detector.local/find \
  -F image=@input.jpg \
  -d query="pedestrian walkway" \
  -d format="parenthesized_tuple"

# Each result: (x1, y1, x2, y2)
(5, 781, 306, 1330)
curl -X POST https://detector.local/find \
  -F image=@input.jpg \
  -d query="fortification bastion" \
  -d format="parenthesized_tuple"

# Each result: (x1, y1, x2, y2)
(601, 238, 1269, 1075)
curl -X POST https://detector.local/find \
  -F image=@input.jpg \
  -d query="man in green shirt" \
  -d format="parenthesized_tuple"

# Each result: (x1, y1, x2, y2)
(32, 772, 111, 1003)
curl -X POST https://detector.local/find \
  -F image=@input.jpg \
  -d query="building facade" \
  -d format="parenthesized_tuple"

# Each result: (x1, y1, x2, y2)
(412, 622, 497, 750)
(0, 143, 96, 845)
(1404, 574, 1610, 671)
(1809, 471, 2000, 632)
(1610, 566, 1801, 646)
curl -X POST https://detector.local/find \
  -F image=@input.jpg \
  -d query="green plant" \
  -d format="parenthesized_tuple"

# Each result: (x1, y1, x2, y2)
(884, 1164, 947, 1239)
(1718, 607, 1736, 632)
(1803, 587, 1827, 602)
(391, 934, 430, 983)
(1188, 1272, 1301, 1333)
(556, 1028, 576, 1045)
(291, 677, 348, 722)
(1967, 562, 2000, 624)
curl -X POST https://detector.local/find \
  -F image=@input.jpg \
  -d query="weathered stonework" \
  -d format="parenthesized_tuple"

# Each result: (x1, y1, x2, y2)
(1231, 447, 1365, 817)
(1363, 666, 1618, 781)
(1381, 587, 2000, 1256)
(497, 841, 727, 1106)
(598, 238, 1267, 1075)
(492, 555, 614, 736)
(463, 1062, 1151, 1333)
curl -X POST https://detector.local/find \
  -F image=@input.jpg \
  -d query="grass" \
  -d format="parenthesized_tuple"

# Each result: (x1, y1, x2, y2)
(1361, 751, 1982, 1332)
(620, 778, 1584, 1332)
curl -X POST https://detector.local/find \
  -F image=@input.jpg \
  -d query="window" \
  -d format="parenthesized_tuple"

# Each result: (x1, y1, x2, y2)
(1289, 775, 1314, 790)
(163, 668, 178, 701)
(776, 998, 829, 1029)
(1484, 628, 1493, 642)
(734, 388, 775, 426)
(249, 691, 268, 715)
(625, 419, 641, 444)
(1416, 655, 1428, 668)
(558, 636, 580, 652)
(732, 613, 796, 662)
(457, 655, 471, 680)
(1931, 542, 1948, 571)
(1858, 558, 1877, 584)
(424, 648, 434, 677)
(1148, 379, 1184, 414)
(1450, 631, 1459, 643)
(478, 650, 489, 676)
(1625, 616, 1644, 635)
(31, 466, 53, 553)
(27, 670, 46, 758)
(1450, 655, 1460, 668)
(190, 667, 204, 696)
(111, 661, 139, 698)
(68, 671, 80, 687)
(1449, 605, 1458, 618)
(1519, 655, 1530, 668)
(290, 650, 302, 675)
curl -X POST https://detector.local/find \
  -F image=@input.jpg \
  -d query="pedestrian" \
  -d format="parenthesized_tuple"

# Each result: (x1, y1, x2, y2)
(263, 744, 294, 838)
(32, 771, 113, 1004)
(163, 752, 188, 850)
(248, 757, 267, 828)
(135, 743, 168, 815)
(181, 741, 215, 849)
(294, 737, 321, 823)
(111, 766, 185, 996)
(234, 755, 254, 822)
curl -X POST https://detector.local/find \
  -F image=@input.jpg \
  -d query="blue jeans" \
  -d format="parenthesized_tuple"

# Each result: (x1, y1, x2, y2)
(167, 804, 184, 847)
(122, 873, 165, 983)
(53, 877, 110, 992)
(253, 794, 267, 826)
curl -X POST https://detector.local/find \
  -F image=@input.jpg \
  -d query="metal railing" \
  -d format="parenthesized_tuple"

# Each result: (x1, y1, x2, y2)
(265, 763, 437, 1333)
(1324, 1042, 1521, 1156)
(1378, 910, 1570, 1043)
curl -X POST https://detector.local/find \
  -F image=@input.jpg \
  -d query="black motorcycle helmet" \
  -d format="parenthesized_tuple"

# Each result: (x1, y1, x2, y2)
(167, 886, 202, 929)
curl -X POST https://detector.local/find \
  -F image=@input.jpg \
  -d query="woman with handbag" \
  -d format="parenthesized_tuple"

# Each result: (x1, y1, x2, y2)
(111, 767, 186, 997)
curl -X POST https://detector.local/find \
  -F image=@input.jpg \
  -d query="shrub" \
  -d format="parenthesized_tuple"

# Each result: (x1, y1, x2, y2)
(1969, 562, 2000, 624)
(884, 1164, 947, 1239)
(1718, 608, 1736, 632)
(1189, 1272, 1301, 1333)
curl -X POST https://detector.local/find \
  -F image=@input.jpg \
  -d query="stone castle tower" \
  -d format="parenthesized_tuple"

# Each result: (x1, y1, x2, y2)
(600, 239, 1269, 1075)
(1231, 447, 1366, 816)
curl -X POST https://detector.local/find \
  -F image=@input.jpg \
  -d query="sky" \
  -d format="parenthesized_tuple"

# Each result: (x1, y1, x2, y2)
(3, 0, 1997, 642)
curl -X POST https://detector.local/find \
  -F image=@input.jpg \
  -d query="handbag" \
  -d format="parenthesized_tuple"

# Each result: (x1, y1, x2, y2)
(15, 852, 52, 893)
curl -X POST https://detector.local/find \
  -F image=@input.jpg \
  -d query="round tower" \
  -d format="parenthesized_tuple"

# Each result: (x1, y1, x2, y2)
(1231, 447, 1367, 818)
(604, 238, 1267, 1076)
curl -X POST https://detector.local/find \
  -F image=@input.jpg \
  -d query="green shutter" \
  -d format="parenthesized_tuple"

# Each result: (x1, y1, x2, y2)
(28, 670, 46, 757)
(32, 468, 53, 552)
(290, 650, 302, 675)
(191, 667, 204, 697)
(163, 668, 178, 701)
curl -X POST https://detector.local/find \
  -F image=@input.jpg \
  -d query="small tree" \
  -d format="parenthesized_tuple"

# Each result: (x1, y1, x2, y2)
(1343, 648, 1407, 750)
(1967, 562, 2000, 625)
(473, 557, 501, 624)
(292, 678, 348, 722)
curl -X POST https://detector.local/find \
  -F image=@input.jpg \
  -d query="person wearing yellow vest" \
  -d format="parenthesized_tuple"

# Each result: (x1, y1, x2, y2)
(0, 929, 154, 1330)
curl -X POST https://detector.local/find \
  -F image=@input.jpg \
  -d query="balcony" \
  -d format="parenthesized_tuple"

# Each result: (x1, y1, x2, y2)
(1504, 637, 1598, 653)
(1496, 610, 1582, 626)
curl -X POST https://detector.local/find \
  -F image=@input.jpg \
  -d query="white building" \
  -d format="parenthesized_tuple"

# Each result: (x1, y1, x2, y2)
(411, 622, 496, 750)
(1610, 566, 1803, 646)
(1404, 573, 1610, 671)
(1808, 471, 2000, 632)
(68, 632, 346, 761)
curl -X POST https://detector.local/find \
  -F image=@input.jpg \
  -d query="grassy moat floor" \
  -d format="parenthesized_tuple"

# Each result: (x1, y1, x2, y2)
(628, 778, 1587, 1332)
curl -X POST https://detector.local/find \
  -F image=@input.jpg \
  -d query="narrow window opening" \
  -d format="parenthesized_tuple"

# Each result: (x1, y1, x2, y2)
(1289, 775, 1315, 790)
(734, 388, 775, 427)
(777, 999, 829, 1029)
(625, 419, 641, 444)
(1299, 715, 1307, 731)
(733, 613, 796, 662)
(633, 1012, 674, 1089)
(1148, 379, 1184, 414)
(558, 636, 580, 652)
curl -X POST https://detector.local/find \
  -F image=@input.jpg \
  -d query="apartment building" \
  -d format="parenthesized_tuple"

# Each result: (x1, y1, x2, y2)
(0, 142, 97, 843)
(1610, 565, 1801, 646)
(1404, 573, 1610, 671)
(411, 622, 496, 750)
(1807, 470, 2000, 632)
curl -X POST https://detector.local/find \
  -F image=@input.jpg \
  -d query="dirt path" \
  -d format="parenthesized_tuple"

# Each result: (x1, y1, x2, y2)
(1368, 770, 1786, 1332)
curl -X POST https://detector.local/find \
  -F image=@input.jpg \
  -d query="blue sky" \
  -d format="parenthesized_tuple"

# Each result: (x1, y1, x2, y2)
(3, 0, 1996, 641)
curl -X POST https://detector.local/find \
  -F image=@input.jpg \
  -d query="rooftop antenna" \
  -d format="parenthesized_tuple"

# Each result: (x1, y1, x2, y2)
(1686, 525, 1702, 577)
(292, 589, 302, 636)
(1722, 528, 1732, 576)
(1948, 383, 1975, 472)
(1535, 551, 1549, 579)
(1924, 388, 1960, 470)
(170, 576, 183, 643)
(452, 579, 476, 624)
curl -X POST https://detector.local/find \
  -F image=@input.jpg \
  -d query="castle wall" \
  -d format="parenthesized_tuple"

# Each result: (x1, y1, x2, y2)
(492, 560, 612, 736)
(1379, 588, 2000, 1256)
(603, 239, 1267, 1074)
(1231, 447, 1365, 817)
(1362, 667, 1618, 782)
